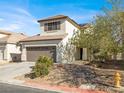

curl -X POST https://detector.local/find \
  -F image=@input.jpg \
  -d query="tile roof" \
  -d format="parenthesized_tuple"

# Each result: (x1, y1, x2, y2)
(79, 23, 91, 29)
(37, 15, 68, 22)
(0, 29, 14, 35)
(0, 30, 27, 43)
(20, 34, 68, 42)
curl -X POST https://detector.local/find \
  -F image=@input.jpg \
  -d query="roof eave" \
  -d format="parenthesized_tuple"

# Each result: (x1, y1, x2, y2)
(20, 38, 63, 42)
(37, 16, 68, 23)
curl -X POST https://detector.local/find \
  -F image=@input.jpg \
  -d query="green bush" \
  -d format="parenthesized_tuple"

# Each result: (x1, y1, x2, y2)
(32, 56, 53, 77)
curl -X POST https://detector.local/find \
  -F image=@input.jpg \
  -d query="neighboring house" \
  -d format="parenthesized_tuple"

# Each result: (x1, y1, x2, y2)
(0, 30, 27, 62)
(20, 15, 88, 62)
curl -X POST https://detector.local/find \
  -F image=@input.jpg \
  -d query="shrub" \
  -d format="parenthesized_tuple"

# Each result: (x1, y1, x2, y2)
(58, 40, 76, 63)
(32, 56, 53, 77)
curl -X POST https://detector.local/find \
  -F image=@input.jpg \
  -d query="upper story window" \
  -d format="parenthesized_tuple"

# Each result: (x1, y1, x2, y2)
(44, 21, 61, 31)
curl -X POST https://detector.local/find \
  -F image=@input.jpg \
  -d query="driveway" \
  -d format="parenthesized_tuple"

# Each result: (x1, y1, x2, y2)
(0, 62, 35, 84)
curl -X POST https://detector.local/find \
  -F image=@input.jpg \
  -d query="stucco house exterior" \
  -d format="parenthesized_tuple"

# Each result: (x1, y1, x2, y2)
(0, 30, 27, 62)
(20, 15, 88, 62)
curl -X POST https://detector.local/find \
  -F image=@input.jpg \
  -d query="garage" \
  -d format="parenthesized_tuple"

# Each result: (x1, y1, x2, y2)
(26, 46, 56, 62)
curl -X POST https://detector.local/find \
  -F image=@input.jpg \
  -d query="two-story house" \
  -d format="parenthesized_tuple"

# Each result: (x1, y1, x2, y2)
(0, 30, 27, 62)
(20, 15, 88, 62)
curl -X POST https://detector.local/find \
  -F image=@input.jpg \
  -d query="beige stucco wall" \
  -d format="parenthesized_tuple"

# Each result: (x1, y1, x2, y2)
(0, 33, 8, 61)
(6, 44, 21, 61)
(62, 20, 78, 44)
(83, 48, 88, 60)
(0, 43, 21, 62)
(21, 45, 27, 62)
(39, 19, 66, 36)
(0, 47, 5, 60)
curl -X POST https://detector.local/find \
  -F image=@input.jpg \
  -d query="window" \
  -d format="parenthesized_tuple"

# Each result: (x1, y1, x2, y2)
(44, 21, 61, 31)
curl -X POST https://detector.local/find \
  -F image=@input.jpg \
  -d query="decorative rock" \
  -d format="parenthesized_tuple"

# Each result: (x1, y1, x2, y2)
(79, 83, 96, 89)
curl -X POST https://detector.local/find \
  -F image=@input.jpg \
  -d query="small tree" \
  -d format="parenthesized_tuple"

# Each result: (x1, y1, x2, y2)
(72, 0, 124, 62)
(93, 15, 120, 60)
(93, 0, 124, 60)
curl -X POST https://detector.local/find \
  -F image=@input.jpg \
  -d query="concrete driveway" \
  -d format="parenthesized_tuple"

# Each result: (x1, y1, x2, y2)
(0, 62, 35, 84)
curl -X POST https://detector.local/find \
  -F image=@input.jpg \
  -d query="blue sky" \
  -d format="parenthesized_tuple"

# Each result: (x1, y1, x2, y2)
(0, 0, 108, 36)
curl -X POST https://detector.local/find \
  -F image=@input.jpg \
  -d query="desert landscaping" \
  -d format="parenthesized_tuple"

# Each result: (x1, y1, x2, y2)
(16, 61, 124, 93)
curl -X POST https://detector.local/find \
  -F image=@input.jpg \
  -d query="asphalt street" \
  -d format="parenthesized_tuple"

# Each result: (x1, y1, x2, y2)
(0, 83, 58, 93)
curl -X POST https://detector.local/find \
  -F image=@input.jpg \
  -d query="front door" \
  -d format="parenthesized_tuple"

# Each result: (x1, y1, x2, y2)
(80, 48, 83, 60)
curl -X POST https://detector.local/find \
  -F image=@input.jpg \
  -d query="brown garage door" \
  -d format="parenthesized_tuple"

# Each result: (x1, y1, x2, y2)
(26, 46, 56, 62)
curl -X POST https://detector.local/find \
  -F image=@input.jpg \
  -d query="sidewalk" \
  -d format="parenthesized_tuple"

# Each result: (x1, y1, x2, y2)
(24, 81, 107, 93)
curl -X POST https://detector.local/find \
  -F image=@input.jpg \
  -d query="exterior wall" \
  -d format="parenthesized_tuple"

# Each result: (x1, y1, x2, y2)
(56, 20, 79, 63)
(39, 19, 66, 36)
(62, 20, 78, 45)
(0, 33, 8, 61)
(21, 45, 27, 61)
(83, 48, 88, 60)
(0, 47, 4, 60)
(4, 46, 7, 60)
(0, 43, 21, 62)
(0, 43, 6, 61)
(6, 44, 21, 61)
